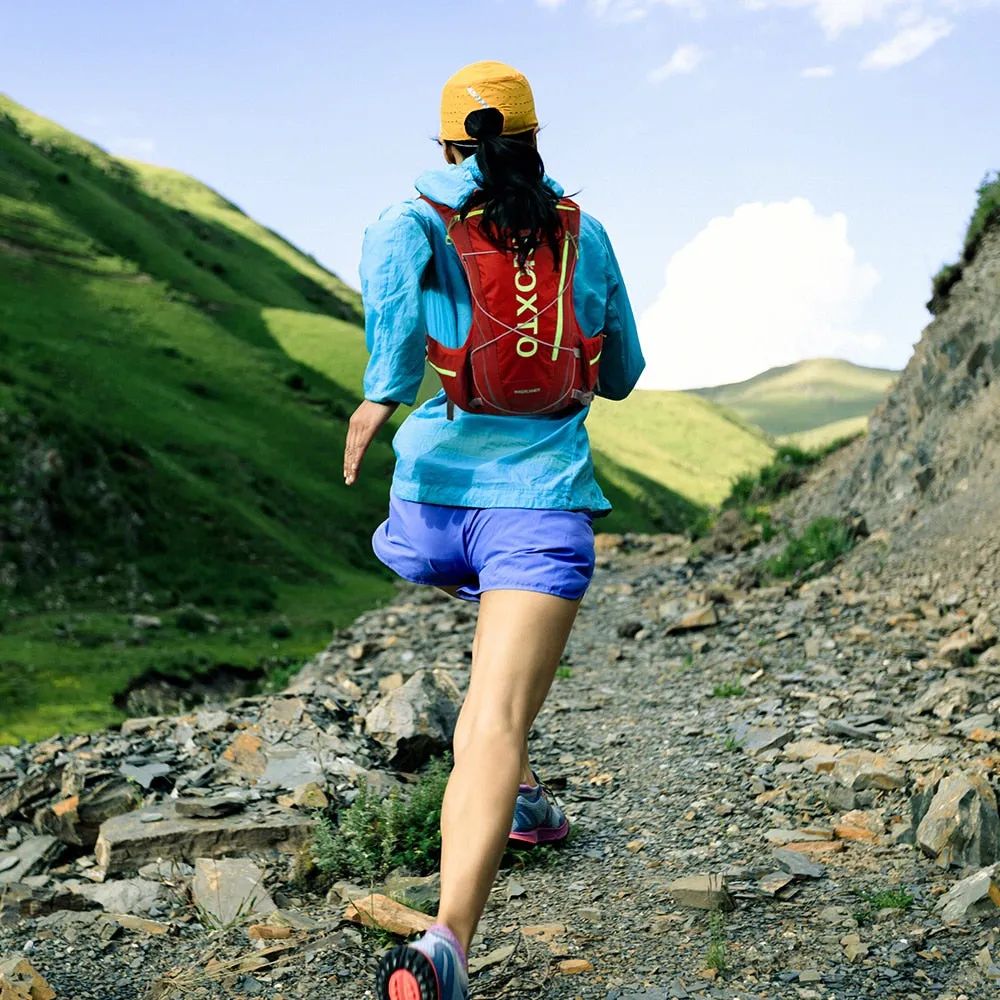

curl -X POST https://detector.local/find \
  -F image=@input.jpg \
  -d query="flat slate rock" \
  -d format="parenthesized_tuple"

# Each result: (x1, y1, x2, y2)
(774, 848, 826, 879)
(95, 805, 313, 875)
(0, 836, 60, 886)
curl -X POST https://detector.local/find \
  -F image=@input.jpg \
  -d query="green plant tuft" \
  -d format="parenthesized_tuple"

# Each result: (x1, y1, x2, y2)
(706, 908, 727, 972)
(310, 758, 451, 886)
(929, 171, 1000, 314)
(764, 516, 855, 579)
(711, 680, 744, 699)
(853, 887, 914, 925)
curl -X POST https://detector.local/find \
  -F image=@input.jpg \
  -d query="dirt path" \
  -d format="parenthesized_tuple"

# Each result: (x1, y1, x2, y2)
(2, 534, 998, 999)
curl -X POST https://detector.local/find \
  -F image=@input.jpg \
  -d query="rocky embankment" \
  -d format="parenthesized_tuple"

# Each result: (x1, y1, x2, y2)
(2, 526, 1000, 1000)
(798, 219, 1000, 556)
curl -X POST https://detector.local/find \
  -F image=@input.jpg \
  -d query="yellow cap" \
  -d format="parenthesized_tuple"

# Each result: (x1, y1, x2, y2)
(439, 61, 539, 143)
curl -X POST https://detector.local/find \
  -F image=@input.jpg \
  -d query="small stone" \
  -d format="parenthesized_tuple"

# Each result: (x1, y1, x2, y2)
(364, 670, 462, 770)
(192, 858, 276, 928)
(468, 944, 517, 974)
(765, 829, 830, 845)
(666, 874, 734, 911)
(912, 677, 978, 720)
(72, 876, 164, 916)
(0, 955, 56, 1000)
(916, 770, 999, 868)
(343, 893, 434, 936)
(131, 614, 162, 630)
(290, 782, 329, 809)
(891, 740, 953, 763)
(741, 726, 792, 754)
(937, 865, 1000, 923)
(248, 924, 293, 941)
(782, 840, 845, 858)
(773, 849, 826, 879)
(558, 959, 594, 975)
(378, 672, 405, 694)
(119, 761, 171, 790)
(841, 933, 869, 962)
(784, 740, 843, 761)
(834, 810, 886, 843)
(175, 789, 250, 819)
(665, 606, 719, 633)
(0, 836, 60, 886)
(759, 872, 795, 895)
(832, 750, 907, 792)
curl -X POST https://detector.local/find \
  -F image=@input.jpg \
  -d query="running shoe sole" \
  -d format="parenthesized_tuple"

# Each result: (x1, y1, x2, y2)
(508, 817, 570, 845)
(377, 945, 442, 1000)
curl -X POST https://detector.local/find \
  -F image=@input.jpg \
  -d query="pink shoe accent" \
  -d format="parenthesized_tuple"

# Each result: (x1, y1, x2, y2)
(388, 969, 422, 1000)
(508, 817, 570, 844)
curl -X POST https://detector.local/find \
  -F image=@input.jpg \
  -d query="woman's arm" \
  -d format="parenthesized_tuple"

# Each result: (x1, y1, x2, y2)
(595, 225, 645, 401)
(360, 204, 433, 406)
(345, 205, 432, 485)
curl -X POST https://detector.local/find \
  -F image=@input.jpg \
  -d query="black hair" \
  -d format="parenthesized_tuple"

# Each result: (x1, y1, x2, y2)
(452, 107, 563, 270)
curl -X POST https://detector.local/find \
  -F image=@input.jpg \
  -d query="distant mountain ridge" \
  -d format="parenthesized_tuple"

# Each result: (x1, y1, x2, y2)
(690, 358, 898, 442)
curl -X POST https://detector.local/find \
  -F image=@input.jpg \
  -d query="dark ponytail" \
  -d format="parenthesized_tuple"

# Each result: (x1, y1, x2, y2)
(455, 108, 562, 271)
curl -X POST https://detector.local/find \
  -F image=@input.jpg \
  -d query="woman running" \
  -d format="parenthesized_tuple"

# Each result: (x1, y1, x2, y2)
(344, 60, 645, 1000)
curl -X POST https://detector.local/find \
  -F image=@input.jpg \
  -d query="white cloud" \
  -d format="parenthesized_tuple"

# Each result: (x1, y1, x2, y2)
(801, 64, 836, 77)
(861, 16, 953, 67)
(535, 0, 567, 6)
(648, 44, 706, 80)
(639, 199, 882, 390)
(742, 0, 909, 37)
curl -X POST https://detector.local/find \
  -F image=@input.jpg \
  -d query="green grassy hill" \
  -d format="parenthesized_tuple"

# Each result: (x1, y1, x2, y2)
(1, 95, 737, 742)
(691, 359, 897, 441)
(587, 391, 774, 507)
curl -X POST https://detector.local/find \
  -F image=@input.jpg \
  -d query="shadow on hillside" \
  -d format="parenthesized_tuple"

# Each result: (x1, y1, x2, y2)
(1, 111, 361, 352)
(592, 449, 704, 535)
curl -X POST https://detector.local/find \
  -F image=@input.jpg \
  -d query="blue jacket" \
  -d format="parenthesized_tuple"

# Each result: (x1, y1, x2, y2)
(359, 157, 644, 513)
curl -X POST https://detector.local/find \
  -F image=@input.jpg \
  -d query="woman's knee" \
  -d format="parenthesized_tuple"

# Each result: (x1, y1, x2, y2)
(452, 706, 527, 762)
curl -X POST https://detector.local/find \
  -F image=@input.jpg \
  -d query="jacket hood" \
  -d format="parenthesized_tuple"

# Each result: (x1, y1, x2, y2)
(414, 157, 565, 210)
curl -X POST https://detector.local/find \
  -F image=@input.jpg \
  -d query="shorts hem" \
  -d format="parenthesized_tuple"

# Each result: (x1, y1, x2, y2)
(477, 582, 591, 601)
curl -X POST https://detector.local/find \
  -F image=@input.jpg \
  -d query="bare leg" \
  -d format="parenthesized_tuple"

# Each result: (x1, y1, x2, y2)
(436, 590, 581, 953)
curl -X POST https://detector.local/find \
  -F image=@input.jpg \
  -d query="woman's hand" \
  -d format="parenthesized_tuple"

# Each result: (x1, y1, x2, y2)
(344, 400, 398, 486)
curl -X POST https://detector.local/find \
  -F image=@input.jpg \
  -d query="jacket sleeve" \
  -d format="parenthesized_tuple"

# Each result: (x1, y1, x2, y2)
(595, 224, 645, 401)
(359, 203, 432, 406)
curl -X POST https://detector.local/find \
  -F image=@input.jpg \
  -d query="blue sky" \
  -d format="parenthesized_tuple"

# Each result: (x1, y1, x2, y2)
(5, 0, 999, 387)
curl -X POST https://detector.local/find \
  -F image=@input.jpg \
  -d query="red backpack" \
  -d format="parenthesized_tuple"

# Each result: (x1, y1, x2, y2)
(423, 196, 604, 417)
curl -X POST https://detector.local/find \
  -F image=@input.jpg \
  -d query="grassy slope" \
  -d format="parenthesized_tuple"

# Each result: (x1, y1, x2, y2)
(586, 391, 774, 507)
(1, 95, 734, 741)
(782, 415, 869, 451)
(692, 358, 897, 438)
(0, 95, 400, 741)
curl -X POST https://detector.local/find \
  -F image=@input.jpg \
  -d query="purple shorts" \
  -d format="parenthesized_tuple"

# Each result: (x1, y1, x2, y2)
(372, 495, 595, 603)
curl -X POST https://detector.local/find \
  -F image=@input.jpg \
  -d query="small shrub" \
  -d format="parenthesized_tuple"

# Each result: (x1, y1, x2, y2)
(723, 735, 741, 752)
(311, 758, 451, 886)
(711, 680, 744, 699)
(853, 887, 914, 925)
(174, 606, 210, 633)
(764, 517, 855, 579)
(268, 619, 292, 640)
(706, 908, 727, 972)
(555, 665, 574, 680)
(928, 171, 1000, 314)
(725, 446, 817, 510)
